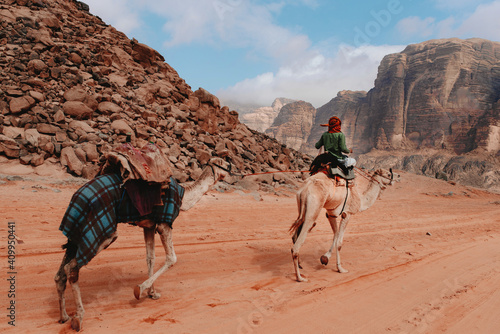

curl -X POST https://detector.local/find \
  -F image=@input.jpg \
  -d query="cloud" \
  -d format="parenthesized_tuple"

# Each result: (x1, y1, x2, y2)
(396, 1, 500, 41)
(218, 44, 405, 108)
(453, 1, 500, 41)
(433, 0, 485, 9)
(396, 16, 436, 40)
(83, 0, 142, 35)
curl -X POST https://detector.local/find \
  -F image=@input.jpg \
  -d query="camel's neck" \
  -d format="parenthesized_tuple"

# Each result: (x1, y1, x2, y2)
(180, 167, 216, 211)
(357, 176, 383, 212)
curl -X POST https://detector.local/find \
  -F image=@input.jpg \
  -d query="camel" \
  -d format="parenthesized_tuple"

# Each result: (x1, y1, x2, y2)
(289, 168, 397, 282)
(54, 157, 233, 331)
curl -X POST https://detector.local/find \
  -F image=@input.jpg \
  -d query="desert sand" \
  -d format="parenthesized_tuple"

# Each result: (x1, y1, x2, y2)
(1, 160, 500, 334)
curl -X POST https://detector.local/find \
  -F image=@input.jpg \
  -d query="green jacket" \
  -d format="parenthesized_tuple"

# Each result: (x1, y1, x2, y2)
(315, 132, 350, 159)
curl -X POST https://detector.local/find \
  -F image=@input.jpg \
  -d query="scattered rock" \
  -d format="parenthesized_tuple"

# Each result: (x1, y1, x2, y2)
(0, 0, 310, 188)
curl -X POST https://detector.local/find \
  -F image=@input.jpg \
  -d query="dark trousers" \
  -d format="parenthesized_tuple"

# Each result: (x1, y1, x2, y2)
(310, 153, 349, 175)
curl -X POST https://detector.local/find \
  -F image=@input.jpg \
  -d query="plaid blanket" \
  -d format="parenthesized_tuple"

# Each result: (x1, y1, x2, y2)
(59, 174, 184, 267)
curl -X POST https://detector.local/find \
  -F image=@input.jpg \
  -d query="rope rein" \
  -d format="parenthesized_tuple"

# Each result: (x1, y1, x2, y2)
(210, 161, 393, 186)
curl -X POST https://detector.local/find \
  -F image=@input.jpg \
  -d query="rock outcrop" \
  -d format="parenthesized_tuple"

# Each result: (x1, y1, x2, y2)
(265, 100, 316, 152)
(278, 38, 500, 191)
(239, 97, 296, 132)
(304, 90, 366, 155)
(0, 0, 311, 188)
(310, 38, 500, 156)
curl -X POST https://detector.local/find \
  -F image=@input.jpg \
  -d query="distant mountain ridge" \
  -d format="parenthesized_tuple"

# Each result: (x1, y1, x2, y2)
(226, 98, 296, 132)
(248, 38, 500, 191)
(321, 38, 500, 156)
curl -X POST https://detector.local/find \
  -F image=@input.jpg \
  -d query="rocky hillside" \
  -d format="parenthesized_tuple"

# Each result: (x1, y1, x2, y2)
(265, 100, 316, 152)
(0, 0, 311, 187)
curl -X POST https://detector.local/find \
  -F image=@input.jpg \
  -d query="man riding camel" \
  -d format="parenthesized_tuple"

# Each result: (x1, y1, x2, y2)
(310, 116, 356, 177)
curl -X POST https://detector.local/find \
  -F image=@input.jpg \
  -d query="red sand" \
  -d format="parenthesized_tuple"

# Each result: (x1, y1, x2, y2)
(1, 163, 500, 333)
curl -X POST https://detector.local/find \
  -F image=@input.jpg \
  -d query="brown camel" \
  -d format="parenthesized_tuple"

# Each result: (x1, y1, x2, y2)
(55, 157, 233, 331)
(289, 168, 397, 282)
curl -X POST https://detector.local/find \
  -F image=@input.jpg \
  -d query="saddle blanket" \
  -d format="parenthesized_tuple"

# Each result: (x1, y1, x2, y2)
(59, 174, 184, 267)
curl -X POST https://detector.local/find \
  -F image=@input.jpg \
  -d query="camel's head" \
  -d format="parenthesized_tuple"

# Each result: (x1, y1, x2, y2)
(207, 157, 234, 182)
(374, 168, 400, 188)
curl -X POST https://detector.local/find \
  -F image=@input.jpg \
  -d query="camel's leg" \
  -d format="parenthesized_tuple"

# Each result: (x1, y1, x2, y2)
(63, 259, 84, 331)
(291, 203, 322, 282)
(61, 233, 117, 331)
(291, 224, 303, 269)
(320, 213, 339, 266)
(55, 250, 74, 324)
(135, 224, 176, 299)
(142, 226, 161, 299)
(334, 214, 351, 273)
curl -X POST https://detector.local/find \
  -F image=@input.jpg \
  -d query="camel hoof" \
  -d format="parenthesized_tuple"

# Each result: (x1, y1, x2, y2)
(71, 317, 82, 331)
(149, 291, 161, 300)
(320, 255, 329, 265)
(338, 267, 349, 273)
(134, 285, 142, 300)
(59, 314, 70, 324)
(297, 276, 308, 282)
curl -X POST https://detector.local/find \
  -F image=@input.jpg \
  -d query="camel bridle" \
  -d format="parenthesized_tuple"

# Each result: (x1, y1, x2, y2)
(354, 167, 394, 186)
(208, 160, 241, 180)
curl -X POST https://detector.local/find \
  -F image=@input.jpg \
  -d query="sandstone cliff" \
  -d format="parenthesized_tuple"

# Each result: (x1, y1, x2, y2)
(292, 38, 500, 191)
(238, 97, 296, 132)
(0, 0, 311, 188)
(330, 38, 500, 155)
(265, 100, 316, 152)
(304, 90, 366, 155)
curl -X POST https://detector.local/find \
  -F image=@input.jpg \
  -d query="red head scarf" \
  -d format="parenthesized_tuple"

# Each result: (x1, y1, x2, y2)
(321, 116, 342, 133)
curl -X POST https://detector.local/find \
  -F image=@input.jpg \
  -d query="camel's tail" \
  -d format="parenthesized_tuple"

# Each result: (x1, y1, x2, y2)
(289, 192, 307, 235)
(289, 217, 304, 235)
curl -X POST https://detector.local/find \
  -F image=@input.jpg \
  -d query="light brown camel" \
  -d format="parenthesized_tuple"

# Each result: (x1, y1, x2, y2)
(289, 168, 397, 282)
(55, 157, 233, 331)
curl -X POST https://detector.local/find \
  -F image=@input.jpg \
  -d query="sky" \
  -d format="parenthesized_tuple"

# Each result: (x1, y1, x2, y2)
(82, 0, 500, 108)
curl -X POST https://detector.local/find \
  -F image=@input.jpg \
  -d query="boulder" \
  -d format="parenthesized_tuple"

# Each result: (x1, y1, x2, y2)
(36, 123, 60, 135)
(193, 88, 220, 108)
(63, 101, 94, 119)
(195, 148, 211, 165)
(0, 135, 20, 157)
(27, 59, 48, 74)
(69, 120, 95, 134)
(30, 153, 45, 167)
(64, 87, 88, 102)
(24, 128, 41, 147)
(60, 146, 84, 175)
(9, 96, 35, 114)
(81, 142, 99, 162)
(98, 101, 122, 114)
(111, 119, 134, 136)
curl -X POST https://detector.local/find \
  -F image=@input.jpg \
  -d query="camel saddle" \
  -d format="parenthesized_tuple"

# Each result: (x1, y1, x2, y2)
(100, 143, 174, 216)
(101, 143, 172, 185)
(310, 153, 355, 180)
(329, 166, 355, 180)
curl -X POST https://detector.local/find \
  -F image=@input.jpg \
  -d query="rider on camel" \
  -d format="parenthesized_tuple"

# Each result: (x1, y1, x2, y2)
(311, 116, 356, 176)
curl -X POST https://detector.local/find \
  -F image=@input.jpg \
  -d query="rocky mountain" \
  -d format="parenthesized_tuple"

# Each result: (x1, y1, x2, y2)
(0, 0, 311, 189)
(310, 38, 500, 156)
(236, 97, 296, 132)
(277, 38, 500, 191)
(265, 100, 316, 152)
(304, 90, 366, 155)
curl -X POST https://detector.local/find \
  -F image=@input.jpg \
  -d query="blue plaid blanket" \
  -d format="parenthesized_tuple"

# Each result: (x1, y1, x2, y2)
(59, 174, 184, 267)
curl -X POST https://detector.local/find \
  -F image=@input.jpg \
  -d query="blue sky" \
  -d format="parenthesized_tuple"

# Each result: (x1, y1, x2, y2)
(83, 0, 500, 108)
